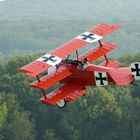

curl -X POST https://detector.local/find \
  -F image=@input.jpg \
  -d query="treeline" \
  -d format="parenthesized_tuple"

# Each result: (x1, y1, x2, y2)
(0, 53, 140, 140)
(0, 20, 140, 59)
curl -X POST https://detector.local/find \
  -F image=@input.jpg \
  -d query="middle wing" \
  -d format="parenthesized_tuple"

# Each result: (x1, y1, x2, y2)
(30, 65, 72, 89)
(79, 42, 118, 63)
(19, 24, 120, 77)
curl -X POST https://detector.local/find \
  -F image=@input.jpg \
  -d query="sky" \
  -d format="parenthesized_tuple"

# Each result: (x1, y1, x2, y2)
(0, 0, 140, 57)
(0, 0, 140, 21)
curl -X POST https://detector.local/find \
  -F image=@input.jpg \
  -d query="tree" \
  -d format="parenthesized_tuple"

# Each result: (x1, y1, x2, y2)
(0, 93, 35, 140)
(0, 95, 8, 140)
(1, 52, 140, 140)
(60, 87, 122, 140)
(43, 128, 61, 140)
(9, 111, 35, 140)
(0, 95, 8, 128)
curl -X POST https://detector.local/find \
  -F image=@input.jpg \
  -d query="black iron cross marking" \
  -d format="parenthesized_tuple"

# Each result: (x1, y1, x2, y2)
(42, 55, 57, 63)
(131, 63, 140, 76)
(80, 33, 95, 41)
(96, 73, 107, 85)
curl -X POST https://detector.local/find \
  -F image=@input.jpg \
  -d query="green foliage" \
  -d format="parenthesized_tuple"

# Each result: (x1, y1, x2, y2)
(0, 95, 8, 140)
(119, 52, 140, 66)
(0, 95, 8, 128)
(43, 129, 60, 140)
(0, 20, 140, 60)
(0, 1, 140, 139)
(0, 93, 36, 140)
(9, 111, 35, 140)
(60, 87, 123, 140)
(0, 53, 140, 140)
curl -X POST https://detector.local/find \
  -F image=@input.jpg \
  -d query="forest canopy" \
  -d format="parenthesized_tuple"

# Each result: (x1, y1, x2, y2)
(0, 0, 140, 139)
(0, 20, 140, 59)
(0, 52, 140, 140)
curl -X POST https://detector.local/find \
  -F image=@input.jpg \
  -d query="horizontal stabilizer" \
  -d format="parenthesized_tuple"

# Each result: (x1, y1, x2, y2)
(108, 68, 134, 85)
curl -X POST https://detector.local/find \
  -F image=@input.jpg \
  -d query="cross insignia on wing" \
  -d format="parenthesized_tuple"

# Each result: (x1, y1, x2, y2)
(37, 54, 62, 66)
(76, 32, 103, 43)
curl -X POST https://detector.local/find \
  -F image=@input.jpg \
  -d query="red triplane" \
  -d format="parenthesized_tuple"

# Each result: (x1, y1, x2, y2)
(19, 23, 140, 108)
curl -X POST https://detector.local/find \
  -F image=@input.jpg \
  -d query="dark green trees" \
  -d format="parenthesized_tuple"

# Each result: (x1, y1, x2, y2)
(0, 53, 140, 140)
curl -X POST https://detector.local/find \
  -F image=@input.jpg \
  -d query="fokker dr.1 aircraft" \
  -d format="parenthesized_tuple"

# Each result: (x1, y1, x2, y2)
(19, 23, 140, 108)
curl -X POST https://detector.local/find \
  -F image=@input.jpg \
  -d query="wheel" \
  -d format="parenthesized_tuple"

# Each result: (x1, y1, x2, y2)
(56, 99, 66, 108)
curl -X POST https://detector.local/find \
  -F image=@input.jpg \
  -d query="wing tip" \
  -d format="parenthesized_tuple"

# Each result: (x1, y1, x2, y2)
(18, 68, 36, 77)
(111, 24, 120, 30)
(18, 68, 30, 73)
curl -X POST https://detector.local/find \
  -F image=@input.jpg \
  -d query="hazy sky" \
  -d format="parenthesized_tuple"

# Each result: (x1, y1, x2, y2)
(0, 0, 140, 21)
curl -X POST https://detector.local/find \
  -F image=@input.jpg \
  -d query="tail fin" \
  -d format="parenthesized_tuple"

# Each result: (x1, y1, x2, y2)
(130, 62, 140, 80)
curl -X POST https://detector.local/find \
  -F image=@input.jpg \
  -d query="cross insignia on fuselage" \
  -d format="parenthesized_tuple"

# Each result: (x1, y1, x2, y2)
(94, 71, 108, 86)
(96, 72, 107, 85)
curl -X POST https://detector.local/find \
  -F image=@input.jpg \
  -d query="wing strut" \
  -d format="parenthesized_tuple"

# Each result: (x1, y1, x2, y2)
(36, 75, 41, 82)
(98, 40, 109, 63)
(36, 75, 47, 99)
(41, 89, 47, 99)
(76, 50, 79, 60)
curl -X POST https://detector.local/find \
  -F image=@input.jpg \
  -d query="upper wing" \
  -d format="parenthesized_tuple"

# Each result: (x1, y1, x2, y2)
(19, 24, 120, 77)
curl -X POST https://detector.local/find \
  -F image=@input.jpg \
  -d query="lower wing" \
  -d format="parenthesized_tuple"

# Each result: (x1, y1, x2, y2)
(39, 83, 86, 105)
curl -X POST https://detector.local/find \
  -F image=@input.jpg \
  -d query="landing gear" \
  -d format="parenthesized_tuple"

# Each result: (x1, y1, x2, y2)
(56, 99, 66, 108)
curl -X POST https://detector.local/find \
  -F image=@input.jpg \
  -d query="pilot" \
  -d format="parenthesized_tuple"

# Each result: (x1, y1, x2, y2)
(78, 58, 89, 70)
